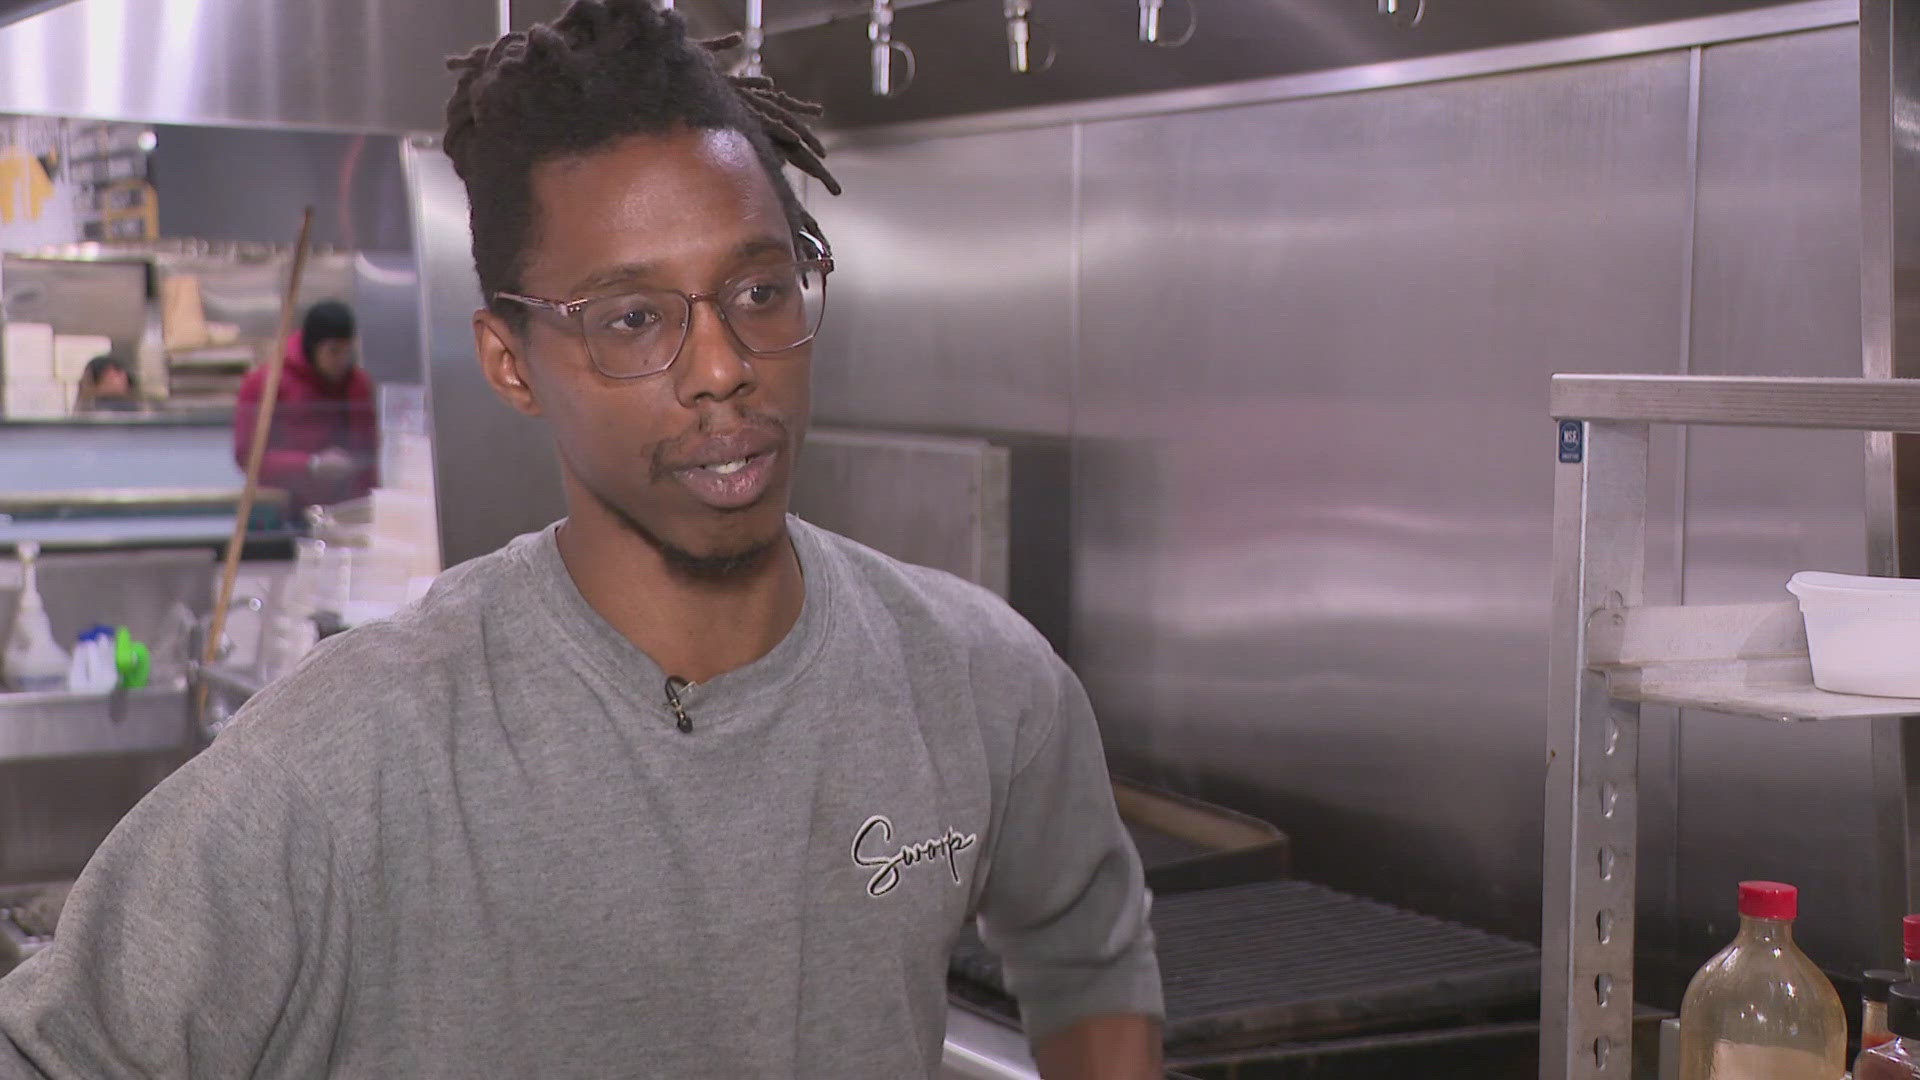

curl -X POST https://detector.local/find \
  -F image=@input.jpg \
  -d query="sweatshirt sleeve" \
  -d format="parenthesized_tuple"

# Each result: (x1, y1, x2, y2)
(973, 655, 1164, 1043)
(0, 736, 354, 1079)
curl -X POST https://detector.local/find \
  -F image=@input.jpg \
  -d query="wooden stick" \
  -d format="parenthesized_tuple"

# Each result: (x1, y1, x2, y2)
(200, 208, 315, 697)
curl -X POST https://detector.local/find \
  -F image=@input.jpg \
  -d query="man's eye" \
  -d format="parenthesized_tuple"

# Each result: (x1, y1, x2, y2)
(736, 281, 790, 310)
(603, 306, 664, 333)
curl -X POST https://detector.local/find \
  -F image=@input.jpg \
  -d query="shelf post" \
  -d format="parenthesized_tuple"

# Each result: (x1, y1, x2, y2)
(1544, 419, 1648, 1080)
(1862, 0, 1920, 970)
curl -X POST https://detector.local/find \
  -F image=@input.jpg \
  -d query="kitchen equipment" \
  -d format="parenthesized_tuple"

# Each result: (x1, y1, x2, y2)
(950, 779, 1533, 1057)
(1112, 777, 1290, 891)
(1786, 571, 1920, 697)
(950, 878, 1539, 1055)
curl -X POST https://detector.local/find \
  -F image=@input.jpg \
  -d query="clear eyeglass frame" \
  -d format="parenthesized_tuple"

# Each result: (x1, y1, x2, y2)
(491, 237, 834, 380)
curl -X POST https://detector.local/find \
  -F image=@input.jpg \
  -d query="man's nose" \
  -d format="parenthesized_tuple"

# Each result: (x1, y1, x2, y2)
(672, 297, 755, 404)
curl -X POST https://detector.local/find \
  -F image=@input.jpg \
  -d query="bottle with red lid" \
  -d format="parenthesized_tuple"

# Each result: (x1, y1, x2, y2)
(1677, 882, 1846, 1080)
(1903, 913, 1920, 982)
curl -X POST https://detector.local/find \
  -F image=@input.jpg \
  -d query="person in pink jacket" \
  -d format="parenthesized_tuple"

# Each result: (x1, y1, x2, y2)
(232, 300, 379, 518)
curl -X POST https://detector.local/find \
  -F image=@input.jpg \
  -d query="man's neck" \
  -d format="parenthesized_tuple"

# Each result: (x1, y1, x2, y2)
(553, 500, 805, 685)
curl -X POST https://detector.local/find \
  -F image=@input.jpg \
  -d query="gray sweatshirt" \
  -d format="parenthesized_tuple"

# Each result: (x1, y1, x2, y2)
(0, 518, 1161, 1078)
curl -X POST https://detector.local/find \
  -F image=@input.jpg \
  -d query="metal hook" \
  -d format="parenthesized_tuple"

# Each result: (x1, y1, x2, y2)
(1032, 20, 1058, 72)
(1379, 0, 1425, 28)
(869, 0, 916, 97)
(887, 40, 917, 95)
(1005, 0, 1057, 74)
(740, 0, 765, 78)
(1139, 0, 1196, 47)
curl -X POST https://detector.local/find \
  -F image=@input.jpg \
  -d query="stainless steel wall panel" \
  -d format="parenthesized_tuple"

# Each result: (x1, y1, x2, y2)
(1678, 26, 1871, 972)
(406, 137, 564, 569)
(790, 428, 1010, 598)
(805, 127, 1076, 436)
(352, 251, 425, 387)
(0, 0, 497, 133)
(1071, 55, 1694, 941)
(152, 128, 414, 252)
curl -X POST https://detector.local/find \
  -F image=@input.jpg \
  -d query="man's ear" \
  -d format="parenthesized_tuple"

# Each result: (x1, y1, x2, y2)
(474, 309, 540, 417)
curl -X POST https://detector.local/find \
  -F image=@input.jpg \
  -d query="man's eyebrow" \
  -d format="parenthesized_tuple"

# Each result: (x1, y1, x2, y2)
(566, 261, 660, 299)
(730, 235, 793, 262)
(562, 236, 797, 299)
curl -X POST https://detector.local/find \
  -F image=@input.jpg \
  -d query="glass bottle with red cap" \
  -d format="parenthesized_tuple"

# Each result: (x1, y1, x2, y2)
(1677, 881, 1846, 1080)
(1857, 982, 1920, 1080)
(1904, 914, 1920, 981)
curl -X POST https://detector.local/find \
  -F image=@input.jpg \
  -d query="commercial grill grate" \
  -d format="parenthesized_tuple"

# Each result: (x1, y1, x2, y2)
(951, 879, 1540, 1053)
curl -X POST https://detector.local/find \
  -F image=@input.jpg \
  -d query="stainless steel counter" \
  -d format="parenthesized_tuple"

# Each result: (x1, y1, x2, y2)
(941, 1005, 1038, 1080)
(0, 687, 193, 763)
(0, 487, 290, 550)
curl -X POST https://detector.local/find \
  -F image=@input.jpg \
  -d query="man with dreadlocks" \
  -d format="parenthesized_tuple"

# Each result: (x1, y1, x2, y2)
(0, 2, 1162, 1077)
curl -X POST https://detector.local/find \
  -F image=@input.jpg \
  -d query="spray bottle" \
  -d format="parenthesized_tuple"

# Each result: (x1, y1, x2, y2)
(4, 542, 70, 692)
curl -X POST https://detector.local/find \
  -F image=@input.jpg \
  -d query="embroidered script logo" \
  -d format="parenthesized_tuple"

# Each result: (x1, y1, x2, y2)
(850, 815, 979, 898)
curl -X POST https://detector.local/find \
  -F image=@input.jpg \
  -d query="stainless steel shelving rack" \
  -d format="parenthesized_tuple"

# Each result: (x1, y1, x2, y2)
(1543, 374, 1920, 1080)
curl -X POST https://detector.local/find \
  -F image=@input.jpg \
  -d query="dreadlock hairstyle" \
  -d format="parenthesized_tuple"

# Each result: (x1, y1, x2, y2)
(443, 0, 841, 318)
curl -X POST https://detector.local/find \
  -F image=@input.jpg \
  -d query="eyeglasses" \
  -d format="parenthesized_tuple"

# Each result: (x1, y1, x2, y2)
(492, 254, 833, 380)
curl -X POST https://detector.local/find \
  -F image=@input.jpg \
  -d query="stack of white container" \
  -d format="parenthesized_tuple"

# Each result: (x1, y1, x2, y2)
(3, 323, 65, 418)
(3, 323, 119, 418)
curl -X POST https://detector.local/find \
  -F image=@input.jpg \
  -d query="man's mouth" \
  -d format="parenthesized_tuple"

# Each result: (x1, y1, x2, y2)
(671, 446, 781, 510)
(659, 419, 788, 511)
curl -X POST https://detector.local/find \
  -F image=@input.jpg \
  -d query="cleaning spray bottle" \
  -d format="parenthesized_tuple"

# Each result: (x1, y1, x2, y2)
(4, 542, 70, 692)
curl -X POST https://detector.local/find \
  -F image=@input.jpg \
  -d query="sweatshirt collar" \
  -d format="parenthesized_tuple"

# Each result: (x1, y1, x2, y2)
(517, 517, 832, 712)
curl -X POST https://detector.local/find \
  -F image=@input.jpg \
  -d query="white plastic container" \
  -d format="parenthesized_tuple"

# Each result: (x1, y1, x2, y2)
(1787, 571, 1920, 697)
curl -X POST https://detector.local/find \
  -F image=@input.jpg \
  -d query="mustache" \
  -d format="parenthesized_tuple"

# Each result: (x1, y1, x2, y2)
(648, 410, 790, 482)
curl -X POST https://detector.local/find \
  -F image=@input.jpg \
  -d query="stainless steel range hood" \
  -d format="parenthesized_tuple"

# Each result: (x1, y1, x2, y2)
(512, 0, 1843, 127)
(0, 0, 73, 29)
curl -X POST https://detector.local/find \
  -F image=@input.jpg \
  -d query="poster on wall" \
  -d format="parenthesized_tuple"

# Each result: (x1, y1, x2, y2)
(0, 116, 79, 250)
(0, 115, 156, 251)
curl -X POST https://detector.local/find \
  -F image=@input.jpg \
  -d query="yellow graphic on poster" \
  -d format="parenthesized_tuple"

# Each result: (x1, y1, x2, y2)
(0, 147, 54, 224)
(0, 149, 17, 223)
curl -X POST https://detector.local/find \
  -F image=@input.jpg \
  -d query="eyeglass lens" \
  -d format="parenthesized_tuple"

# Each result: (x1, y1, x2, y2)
(577, 262, 827, 378)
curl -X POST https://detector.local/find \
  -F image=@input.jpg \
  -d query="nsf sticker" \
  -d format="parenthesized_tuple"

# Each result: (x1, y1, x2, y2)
(1558, 420, 1583, 464)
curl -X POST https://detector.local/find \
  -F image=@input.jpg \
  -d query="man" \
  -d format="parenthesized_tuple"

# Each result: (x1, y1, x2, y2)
(73, 355, 138, 412)
(233, 299, 378, 517)
(0, 2, 1162, 1077)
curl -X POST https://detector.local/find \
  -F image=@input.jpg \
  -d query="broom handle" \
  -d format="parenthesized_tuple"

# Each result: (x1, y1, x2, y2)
(201, 208, 315, 689)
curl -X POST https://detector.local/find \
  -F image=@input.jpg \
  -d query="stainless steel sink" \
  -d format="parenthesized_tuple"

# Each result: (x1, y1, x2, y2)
(0, 686, 194, 762)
